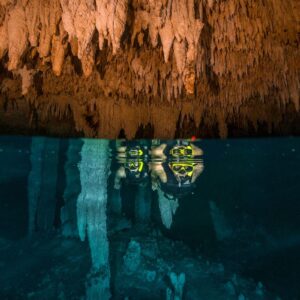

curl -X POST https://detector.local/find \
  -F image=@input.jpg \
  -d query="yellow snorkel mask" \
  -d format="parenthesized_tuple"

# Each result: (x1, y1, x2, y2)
(126, 160, 144, 173)
(170, 145, 193, 158)
(128, 148, 144, 157)
(169, 162, 196, 178)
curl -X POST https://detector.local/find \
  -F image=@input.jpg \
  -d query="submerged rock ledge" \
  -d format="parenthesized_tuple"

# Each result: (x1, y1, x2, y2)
(0, 0, 299, 138)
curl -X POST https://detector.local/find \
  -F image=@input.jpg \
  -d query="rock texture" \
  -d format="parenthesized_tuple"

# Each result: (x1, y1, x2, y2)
(0, 0, 299, 138)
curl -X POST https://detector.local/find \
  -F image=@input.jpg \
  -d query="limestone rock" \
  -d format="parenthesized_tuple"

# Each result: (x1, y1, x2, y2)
(7, 2, 28, 70)
(0, 0, 299, 136)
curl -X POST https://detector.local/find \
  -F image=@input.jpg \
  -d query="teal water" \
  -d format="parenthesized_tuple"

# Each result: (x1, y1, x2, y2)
(0, 136, 299, 300)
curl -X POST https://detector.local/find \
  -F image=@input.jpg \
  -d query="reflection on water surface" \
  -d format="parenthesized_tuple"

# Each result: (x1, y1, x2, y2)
(0, 137, 299, 299)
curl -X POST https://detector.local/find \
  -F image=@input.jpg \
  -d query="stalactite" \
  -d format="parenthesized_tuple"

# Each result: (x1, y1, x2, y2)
(0, 0, 299, 134)
(159, 20, 174, 63)
(38, 0, 61, 58)
(7, 2, 28, 70)
(15, 66, 35, 95)
(0, 6, 8, 60)
(107, 0, 128, 55)
(51, 22, 68, 76)
(95, 0, 109, 50)
(25, 0, 39, 47)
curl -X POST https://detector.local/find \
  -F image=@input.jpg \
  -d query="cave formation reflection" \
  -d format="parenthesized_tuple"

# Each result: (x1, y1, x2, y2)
(75, 139, 205, 299)
(28, 138, 204, 299)
(2, 136, 299, 299)
(69, 138, 205, 299)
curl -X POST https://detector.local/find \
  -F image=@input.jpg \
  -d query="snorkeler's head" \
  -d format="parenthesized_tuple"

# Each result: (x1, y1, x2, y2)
(168, 161, 196, 179)
(124, 159, 148, 184)
(169, 144, 193, 158)
(126, 159, 144, 173)
(156, 161, 197, 198)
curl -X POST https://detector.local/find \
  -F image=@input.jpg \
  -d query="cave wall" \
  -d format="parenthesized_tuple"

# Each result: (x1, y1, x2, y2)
(0, 0, 299, 138)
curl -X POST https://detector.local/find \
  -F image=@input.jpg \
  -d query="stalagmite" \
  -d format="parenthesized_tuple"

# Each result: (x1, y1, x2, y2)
(77, 139, 111, 300)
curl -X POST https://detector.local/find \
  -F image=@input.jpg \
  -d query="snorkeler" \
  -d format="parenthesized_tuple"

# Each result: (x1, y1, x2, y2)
(113, 140, 152, 223)
(150, 140, 204, 229)
(114, 140, 150, 190)
(150, 140, 204, 197)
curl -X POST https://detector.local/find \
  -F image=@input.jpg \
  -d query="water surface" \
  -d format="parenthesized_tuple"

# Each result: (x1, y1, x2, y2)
(0, 137, 299, 300)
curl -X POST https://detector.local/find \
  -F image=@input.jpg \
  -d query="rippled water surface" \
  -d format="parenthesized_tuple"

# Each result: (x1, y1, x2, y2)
(0, 136, 299, 300)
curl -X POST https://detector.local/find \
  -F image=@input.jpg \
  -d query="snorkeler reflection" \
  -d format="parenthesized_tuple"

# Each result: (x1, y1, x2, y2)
(150, 140, 204, 195)
(114, 140, 150, 190)
(150, 140, 204, 229)
(113, 140, 151, 224)
(113, 139, 204, 228)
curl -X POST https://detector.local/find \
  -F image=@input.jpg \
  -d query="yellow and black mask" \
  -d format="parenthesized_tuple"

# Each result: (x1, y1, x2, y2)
(127, 147, 144, 158)
(170, 145, 193, 158)
(168, 161, 196, 178)
(126, 159, 144, 173)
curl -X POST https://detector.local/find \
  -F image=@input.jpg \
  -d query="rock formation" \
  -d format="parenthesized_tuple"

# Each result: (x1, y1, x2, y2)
(61, 138, 83, 238)
(158, 189, 179, 229)
(77, 139, 111, 299)
(0, 0, 299, 138)
(27, 136, 45, 235)
(27, 137, 60, 232)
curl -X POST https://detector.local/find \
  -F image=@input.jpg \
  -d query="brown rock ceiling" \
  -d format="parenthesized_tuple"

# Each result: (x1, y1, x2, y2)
(0, 0, 299, 138)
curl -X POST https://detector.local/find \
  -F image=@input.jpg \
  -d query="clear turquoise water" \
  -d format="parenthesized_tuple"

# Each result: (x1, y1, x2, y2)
(0, 136, 299, 300)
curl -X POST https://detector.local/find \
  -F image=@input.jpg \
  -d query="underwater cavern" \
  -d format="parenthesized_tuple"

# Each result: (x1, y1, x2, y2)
(0, 0, 299, 299)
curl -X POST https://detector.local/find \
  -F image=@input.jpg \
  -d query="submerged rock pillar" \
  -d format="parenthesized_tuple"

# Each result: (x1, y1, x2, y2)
(36, 139, 60, 231)
(27, 137, 60, 233)
(157, 189, 179, 230)
(110, 188, 122, 215)
(77, 139, 111, 300)
(61, 139, 83, 238)
(27, 137, 45, 235)
(135, 185, 152, 223)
